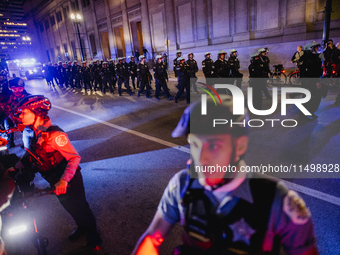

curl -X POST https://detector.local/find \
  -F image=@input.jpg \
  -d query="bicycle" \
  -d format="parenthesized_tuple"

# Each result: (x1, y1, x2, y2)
(267, 64, 287, 87)
(1, 169, 53, 255)
(288, 67, 301, 86)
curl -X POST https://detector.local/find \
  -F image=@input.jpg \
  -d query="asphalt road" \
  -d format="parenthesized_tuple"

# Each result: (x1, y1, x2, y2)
(3, 75, 340, 255)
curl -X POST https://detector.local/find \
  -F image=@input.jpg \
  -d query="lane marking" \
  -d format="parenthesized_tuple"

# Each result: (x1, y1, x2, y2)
(53, 105, 190, 154)
(281, 180, 340, 206)
(54, 105, 340, 206)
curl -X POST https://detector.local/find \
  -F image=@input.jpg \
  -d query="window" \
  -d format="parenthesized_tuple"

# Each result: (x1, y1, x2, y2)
(89, 34, 97, 56)
(56, 12, 62, 23)
(50, 16, 55, 26)
(63, 6, 70, 19)
(82, 0, 90, 8)
(44, 19, 49, 29)
(40, 23, 44, 32)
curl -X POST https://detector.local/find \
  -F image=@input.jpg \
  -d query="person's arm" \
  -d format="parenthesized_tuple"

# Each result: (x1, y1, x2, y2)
(131, 211, 173, 255)
(50, 132, 81, 195)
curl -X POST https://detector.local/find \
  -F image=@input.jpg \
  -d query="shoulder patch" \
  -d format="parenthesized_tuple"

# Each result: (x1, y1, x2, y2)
(55, 134, 68, 147)
(283, 190, 311, 225)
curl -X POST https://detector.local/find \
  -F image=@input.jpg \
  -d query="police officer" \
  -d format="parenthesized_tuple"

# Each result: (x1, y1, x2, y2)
(249, 53, 266, 110)
(14, 95, 103, 250)
(258, 48, 272, 100)
(100, 62, 114, 94)
(153, 55, 172, 101)
(228, 49, 243, 89)
(214, 50, 230, 94)
(174, 57, 190, 104)
(72, 61, 82, 89)
(81, 61, 92, 92)
(298, 41, 324, 120)
(47, 63, 55, 87)
(67, 61, 73, 88)
(132, 98, 319, 255)
(53, 63, 59, 86)
(91, 60, 102, 92)
(129, 56, 138, 89)
(202, 52, 214, 90)
(186, 52, 198, 93)
(173, 50, 182, 77)
(108, 59, 117, 89)
(61, 62, 69, 88)
(137, 55, 152, 98)
(57, 61, 64, 88)
(116, 58, 134, 96)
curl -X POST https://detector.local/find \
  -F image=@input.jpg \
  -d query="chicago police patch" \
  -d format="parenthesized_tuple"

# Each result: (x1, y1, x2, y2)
(283, 190, 311, 225)
(55, 134, 68, 147)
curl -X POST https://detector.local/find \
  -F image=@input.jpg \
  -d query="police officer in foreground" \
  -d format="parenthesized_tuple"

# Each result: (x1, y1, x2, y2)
(91, 60, 101, 92)
(14, 95, 103, 251)
(187, 52, 198, 94)
(228, 49, 243, 89)
(153, 55, 172, 101)
(137, 55, 152, 98)
(132, 98, 318, 255)
(173, 50, 182, 77)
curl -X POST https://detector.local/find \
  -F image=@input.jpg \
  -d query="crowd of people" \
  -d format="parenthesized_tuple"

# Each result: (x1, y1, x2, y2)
(0, 39, 339, 255)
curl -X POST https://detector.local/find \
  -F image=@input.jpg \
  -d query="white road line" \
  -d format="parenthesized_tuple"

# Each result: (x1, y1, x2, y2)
(281, 180, 340, 206)
(53, 105, 190, 154)
(54, 105, 340, 206)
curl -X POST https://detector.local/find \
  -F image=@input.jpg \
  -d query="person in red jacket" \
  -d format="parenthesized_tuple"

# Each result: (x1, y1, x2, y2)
(14, 95, 102, 251)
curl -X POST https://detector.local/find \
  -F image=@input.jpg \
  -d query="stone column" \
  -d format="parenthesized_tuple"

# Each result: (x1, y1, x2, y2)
(164, 0, 178, 50)
(139, 0, 152, 58)
(121, 0, 133, 56)
(89, 0, 103, 59)
(104, 0, 117, 58)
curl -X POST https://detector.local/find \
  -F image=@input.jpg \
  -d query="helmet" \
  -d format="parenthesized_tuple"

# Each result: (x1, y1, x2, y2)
(250, 53, 259, 59)
(9, 77, 25, 88)
(176, 50, 182, 54)
(14, 95, 52, 116)
(218, 50, 226, 55)
(204, 52, 211, 56)
(130, 56, 135, 59)
(177, 57, 185, 62)
(172, 96, 248, 138)
(68, 61, 72, 64)
(230, 49, 237, 54)
(188, 52, 193, 56)
(139, 55, 145, 60)
(122, 57, 126, 60)
(258, 48, 266, 54)
(103, 61, 108, 65)
(156, 55, 163, 59)
(100, 59, 104, 62)
(308, 41, 321, 50)
(58, 61, 62, 64)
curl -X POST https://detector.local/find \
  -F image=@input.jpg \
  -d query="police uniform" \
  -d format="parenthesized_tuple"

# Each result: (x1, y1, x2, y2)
(91, 63, 102, 92)
(157, 162, 317, 255)
(248, 54, 266, 110)
(47, 64, 55, 87)
(100, 64, 114, 94)
(72, 63, 82, 89)
(20, 120, 101, 247)
(108, 61, 117, 89)
(137, 61, 152, 98)
(187, 55, 198, 93)
(174, 59, 190, 104)
(153, 59, 172, 100)
(202, 55, 214, 90)
(81, 64, 92, 91)
(67, 63, 73, 88)
(228, 54, 243, 89)
(57, 63, 64, 87)
(116, 61, 133, 96)
(259, 53, 272, 99)
(129, 58, 138, 89)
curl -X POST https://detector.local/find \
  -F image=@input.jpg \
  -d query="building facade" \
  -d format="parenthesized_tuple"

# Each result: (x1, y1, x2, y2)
(0, 0, 29, 61)
(23, 0, 340, 69)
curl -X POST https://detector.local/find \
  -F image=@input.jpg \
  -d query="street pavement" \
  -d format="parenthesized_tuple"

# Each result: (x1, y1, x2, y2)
(3, 73, 340, 255)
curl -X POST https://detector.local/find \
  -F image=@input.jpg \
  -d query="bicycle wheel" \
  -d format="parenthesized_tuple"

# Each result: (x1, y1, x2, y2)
(289, 71, 301, 86)
(269, 73, 286, 87)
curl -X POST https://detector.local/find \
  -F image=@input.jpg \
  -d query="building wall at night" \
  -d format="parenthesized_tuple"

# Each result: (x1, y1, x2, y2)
(0, 0, 29, 61)
(23, 0, 340, 69)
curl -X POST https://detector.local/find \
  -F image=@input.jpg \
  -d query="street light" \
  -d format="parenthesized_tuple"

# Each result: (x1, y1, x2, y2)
(71, 13, 84, 61)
